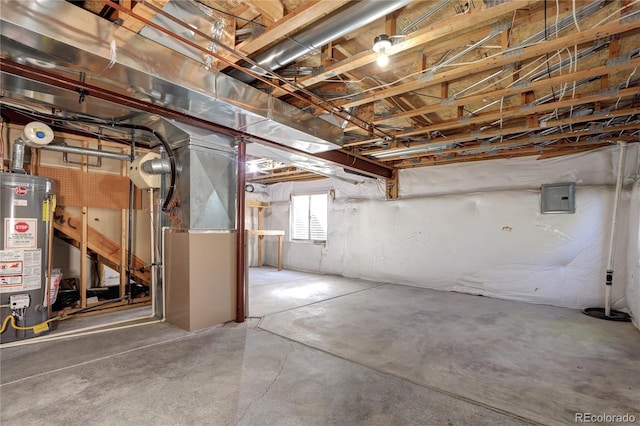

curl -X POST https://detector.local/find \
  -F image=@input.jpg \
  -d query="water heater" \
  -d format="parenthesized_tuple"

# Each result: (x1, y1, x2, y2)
(0, 173, 54, 343)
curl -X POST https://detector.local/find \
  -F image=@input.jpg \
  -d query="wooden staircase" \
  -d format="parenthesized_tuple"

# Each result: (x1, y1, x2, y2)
(53, 207, 150, 285)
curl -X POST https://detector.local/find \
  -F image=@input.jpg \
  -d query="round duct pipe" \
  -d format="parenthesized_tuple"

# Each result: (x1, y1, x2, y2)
(229, 0, 413, 83)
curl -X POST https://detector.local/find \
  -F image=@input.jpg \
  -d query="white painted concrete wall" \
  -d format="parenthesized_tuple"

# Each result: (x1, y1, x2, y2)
(627, 181, 640, 330)
(263, 145, 640, 328)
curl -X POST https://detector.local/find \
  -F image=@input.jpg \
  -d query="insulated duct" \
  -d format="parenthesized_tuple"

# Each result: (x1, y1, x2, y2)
(228, 0, 414, 83)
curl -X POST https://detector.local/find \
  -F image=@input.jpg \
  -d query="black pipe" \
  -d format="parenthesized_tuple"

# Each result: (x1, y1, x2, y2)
(108, 123, 177, 212)
(0, 102, 178, 211)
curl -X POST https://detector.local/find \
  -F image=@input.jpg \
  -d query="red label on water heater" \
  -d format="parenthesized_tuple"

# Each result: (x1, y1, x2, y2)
(15, 186, 27, 196)
(14, 222, 30, 233)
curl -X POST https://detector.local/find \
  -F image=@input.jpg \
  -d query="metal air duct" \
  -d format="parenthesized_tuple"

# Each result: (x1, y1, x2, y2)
(0, 0, 342, 154)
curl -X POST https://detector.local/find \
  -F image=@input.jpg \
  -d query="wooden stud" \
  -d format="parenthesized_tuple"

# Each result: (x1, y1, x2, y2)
(385, 169, 399, 200)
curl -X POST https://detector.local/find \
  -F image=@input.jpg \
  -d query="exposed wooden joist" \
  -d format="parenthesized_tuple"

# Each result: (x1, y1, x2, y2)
(219, 0, 349, 64)
(245, 0, 283, 25)
(271, 0, 541, 98)
(339, 15, 640, 111)
(361, 87, 639, 150)
(117, 0, 169, 34)
(372, 109, 640, 162)
(349, 56, 640, 132)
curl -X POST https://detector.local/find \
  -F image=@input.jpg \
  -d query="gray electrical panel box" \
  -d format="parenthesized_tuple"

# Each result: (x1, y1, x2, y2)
(541, 182, 575, 214)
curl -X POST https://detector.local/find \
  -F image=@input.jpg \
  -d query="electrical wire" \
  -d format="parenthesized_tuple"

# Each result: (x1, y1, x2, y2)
(0, 103, 177, 212)
(593, 0, 640, 27)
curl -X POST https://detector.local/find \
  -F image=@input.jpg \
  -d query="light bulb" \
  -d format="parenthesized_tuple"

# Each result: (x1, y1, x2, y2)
(372, 34, 392, 68)
(376, 53, 389, 67)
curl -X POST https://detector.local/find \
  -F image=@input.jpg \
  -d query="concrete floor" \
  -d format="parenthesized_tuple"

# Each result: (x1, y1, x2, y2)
(1, 267, 639, 425)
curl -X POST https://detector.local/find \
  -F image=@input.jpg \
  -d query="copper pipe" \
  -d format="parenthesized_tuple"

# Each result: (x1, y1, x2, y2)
(235, 140, 246, 323)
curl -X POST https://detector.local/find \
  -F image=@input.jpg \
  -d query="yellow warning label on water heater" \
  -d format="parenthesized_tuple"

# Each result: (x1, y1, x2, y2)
(43, 200, 49, 221)
(42, 195, 56, 221)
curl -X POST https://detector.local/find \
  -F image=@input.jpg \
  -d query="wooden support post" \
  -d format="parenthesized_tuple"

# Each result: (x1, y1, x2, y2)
(257, 206, 264, 231)
(386, 168, 399, 200)
(248, 230, 284, 270)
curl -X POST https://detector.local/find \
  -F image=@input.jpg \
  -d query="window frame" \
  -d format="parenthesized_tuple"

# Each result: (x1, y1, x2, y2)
(290, 192, 329, 242)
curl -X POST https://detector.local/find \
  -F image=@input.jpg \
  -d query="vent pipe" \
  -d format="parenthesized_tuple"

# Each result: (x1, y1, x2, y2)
(11, 121, 54, 173)
(10, 138, 26, 173)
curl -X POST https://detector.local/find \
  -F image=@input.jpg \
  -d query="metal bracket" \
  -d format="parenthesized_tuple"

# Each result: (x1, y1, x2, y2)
(502, 47, 523, 58)
(491, 21, 512, 33)
(512, 79, 531, 89)
(621, 11, 640, 25)
(419, 71, 435, 82)
(520, 103, 536, 113)
(599, 87, 619, 97)
(606, 53, 632, 67)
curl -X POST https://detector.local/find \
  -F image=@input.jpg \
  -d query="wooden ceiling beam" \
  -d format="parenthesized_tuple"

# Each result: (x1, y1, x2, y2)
(393, 142, 613, 168)
(370, 110, 640, 162)
(338, 16, 640, 110)
(384, 123, 639, 164)
(346, 56, 640, 132)
(388, 86, 639, 142)
(357, 85, 640, 151)
(117, 0, 169, 34)
(245, 0, 283, 26)
(270, 0, 541, 98)
(218, 0, 350, 64)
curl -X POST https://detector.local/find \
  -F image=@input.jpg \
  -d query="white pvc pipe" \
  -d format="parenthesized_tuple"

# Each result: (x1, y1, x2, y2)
(605, 141, 628, 316)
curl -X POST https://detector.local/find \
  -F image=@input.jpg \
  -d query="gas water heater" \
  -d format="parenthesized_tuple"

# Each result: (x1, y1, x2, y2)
(1, 122, 55, 343)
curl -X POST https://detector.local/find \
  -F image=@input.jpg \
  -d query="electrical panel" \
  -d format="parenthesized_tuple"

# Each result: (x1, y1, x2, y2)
(541, 182, 576, 214)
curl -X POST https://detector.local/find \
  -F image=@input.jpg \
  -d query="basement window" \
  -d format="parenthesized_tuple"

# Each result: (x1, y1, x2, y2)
(291, 193, 328, 242)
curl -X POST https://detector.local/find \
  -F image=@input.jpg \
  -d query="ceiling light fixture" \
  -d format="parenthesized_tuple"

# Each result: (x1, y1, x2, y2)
(372, 34, 392, 67)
